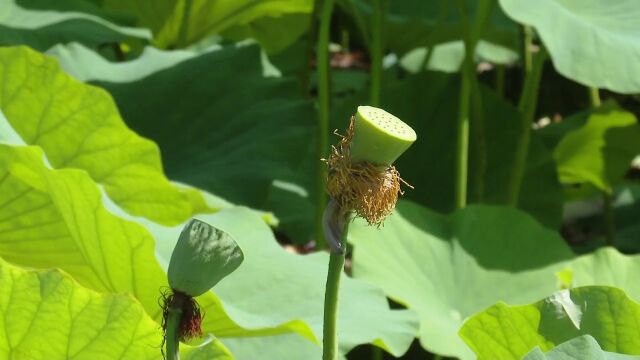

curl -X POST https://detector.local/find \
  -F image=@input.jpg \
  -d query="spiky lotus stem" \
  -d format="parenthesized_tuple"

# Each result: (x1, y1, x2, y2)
(322, 106, 416, 360)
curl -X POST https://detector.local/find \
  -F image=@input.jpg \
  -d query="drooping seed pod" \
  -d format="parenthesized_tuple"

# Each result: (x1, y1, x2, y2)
(168, 219, 244, 298)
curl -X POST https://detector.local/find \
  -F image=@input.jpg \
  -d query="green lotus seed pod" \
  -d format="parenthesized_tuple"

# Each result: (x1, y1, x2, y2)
(168, 219, 244, 297)
(349, 106, 417, 166)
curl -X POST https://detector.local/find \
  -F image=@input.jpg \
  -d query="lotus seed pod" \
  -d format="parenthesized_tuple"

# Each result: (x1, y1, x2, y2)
(349, 106, 417, 166)
(168, 219, 244, 297)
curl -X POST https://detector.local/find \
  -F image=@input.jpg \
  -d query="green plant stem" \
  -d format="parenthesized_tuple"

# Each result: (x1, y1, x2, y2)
(315, 0, 335, 249)
(588, 86, 615, 246)
(302, 0, 321, 98)
(455, 65, 472, 209)
(322, 219, 349, 360)
(589, 86, 602, 107)
(369, 0, 385, 106)
(454, 0, 493, 209)
(506, 29, 547, 206)
(521, 25, 533, 74)
(178, 0, 193, 48)
(372, 347, 383, 360)
(419, 0, 449, 72)
(495, 64, 505, 97)
(165, 298, 184, 360)
(469, 73, 486, 203)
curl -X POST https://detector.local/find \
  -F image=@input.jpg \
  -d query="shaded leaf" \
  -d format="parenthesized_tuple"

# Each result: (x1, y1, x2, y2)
(103, 0, 312, 48)
(0, 0, 150, 51)
(88, 44, 315, 210)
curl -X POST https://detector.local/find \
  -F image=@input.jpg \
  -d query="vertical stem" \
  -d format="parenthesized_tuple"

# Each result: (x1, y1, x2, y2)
(495, 64, 505, 98)
(588, 87, 614, 246)
(521, 25, 533, 75)
(506, 28, 547, 206)
(589, 87, 602, 107)
(178, 0, 193, 48)
(454, 0, 493, 209)
(165, 298, 184, 360)
(469, 74, 486, 203)
(372, 347, 383, 360)
(302, 0, 321, 98)
(419, 0, 449, 72)
(315, 0, 335, 249)
(322, 218, 349, 360)
(455, 64, 472, 209)
(369, 0, 385, 106)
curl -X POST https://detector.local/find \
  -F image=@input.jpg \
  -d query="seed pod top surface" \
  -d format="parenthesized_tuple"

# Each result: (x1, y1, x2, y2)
(168, 219, 244, 297)
(349, 106, 417, 166)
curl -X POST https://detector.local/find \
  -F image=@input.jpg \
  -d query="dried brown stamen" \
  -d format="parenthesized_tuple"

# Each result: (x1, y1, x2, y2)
(324, 117, 412, 226)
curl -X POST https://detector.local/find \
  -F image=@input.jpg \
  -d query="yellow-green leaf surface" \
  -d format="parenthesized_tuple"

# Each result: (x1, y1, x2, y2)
(499, 0, 640, 93)
(0, 143, 417, 357)
(0, 144, 259, 338)
(0, 46, 190, 225)
(0, 257, 232, 360)
(460, 286, 640, 360)
(104, 0, 312, 48)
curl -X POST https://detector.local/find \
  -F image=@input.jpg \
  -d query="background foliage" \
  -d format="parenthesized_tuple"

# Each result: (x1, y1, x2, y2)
(0, 0, 639, 359)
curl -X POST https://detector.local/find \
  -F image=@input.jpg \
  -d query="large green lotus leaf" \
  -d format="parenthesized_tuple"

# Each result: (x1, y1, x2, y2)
(346, 0, 519, 57)
(103, 0, 312, 48)
(0, 144, 284, 341)
(332, 71, 563, 228)
(460, 286, 640, 360)
(498, 0, 640, 93)
(89, 44, 314, 209)
(48, 42, 221, 83)
(524, 335, 640, 360)
(399, 40, 519, 74)
(0, 0, 150, 51)
(221, 14, 310, 54)
(553, 109, 640, 193)
(569, 247, 640, 299)
(148, 206, 419, 357)
(348, 201, 575, 359)
(223, 334, 331, 360)
(0, 257, 232, 360)
(0, 46, 191, 225)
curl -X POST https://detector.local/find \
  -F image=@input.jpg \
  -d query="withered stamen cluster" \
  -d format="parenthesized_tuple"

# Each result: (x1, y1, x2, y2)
(324, 117, 411, 226)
